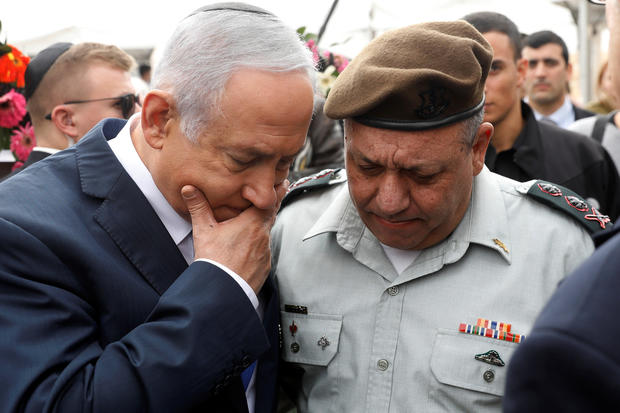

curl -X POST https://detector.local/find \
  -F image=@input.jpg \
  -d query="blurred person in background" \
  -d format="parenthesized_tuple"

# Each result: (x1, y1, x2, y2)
(464, 11, 620, 221)
(585, 60, 618, 114)
(521, 30, 594, 128)
(8, 42, 138, 175)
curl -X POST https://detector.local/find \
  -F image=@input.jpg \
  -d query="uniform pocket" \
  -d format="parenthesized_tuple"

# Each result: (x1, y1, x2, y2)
(430, 329, 519, 396)
(281, 311, 342, 366)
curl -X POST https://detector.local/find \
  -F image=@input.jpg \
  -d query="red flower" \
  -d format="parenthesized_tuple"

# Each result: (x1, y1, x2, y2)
(0, 89, 27, 128)
(10, 122, 36, 161)
(10, 160, 23, 171)
(0, 46, 30, 88)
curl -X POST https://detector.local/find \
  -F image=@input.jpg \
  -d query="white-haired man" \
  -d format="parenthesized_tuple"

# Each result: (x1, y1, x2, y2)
(0, 3, 315, 413)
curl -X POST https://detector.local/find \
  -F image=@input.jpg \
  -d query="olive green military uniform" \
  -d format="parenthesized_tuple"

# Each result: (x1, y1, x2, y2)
(272, 167, 595, 412)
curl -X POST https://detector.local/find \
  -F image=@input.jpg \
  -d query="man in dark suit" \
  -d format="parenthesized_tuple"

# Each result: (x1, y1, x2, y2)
(503, 224, 620, 412)
(521, 30, 595, 128)
(11, 41, 138, 175)
(463, 12, 620, 221)
(0, 3, 315, 412)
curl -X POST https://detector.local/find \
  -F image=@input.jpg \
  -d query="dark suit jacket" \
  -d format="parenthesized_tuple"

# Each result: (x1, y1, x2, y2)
(503, 224, 620, 412)
(0, 119, 280, 413)
(0, 149, 51, 182)
(573, 103, 596, 122)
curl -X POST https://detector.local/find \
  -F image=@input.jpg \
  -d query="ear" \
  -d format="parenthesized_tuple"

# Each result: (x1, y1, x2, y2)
(471, 122, 493, 176)
(515, 57, 528, 88)
(51, 105, 78, 138)
(566, 61, 573, 78)
(141, 90, 175, 150)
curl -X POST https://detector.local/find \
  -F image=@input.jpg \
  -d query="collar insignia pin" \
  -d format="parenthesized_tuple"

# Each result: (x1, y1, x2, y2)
(493, 238, 509, 254)
(475, 350, 506, 367)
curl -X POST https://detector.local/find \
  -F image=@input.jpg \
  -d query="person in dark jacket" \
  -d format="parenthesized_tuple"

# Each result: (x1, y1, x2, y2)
(463, 11, 620, 221)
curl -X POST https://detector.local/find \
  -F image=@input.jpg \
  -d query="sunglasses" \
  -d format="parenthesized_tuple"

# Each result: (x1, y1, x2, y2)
(587, 0, 605, 4)
(45, 93, 140, 120)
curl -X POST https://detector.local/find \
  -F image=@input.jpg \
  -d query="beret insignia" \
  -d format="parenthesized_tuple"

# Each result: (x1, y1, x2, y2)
(416, 89, 449, 120)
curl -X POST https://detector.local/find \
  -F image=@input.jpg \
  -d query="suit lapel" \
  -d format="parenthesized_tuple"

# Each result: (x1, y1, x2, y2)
(77, 119, 188, 295)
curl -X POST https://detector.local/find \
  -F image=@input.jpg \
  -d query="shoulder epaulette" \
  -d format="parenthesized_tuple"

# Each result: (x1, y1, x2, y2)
(281, 168, 347, 208)
(518, 180, 613, 234)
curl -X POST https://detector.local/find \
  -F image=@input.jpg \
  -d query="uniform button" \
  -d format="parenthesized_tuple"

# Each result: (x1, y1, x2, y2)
(377, 359, 389, 371)
(291, 342, 300, 353)
(387, 286, 399, 296)
(483, 369, 495, 383)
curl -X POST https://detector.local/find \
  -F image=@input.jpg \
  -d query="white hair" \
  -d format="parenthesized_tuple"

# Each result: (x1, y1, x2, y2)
(153, 7, 317, 142)
(461, 108, 485, 147)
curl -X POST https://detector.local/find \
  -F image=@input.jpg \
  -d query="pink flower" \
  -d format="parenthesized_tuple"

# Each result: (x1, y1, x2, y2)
(305, 39, 320, 65)
(336, 57, 349, 73)
(10, 122, 36, 161)
(0, 89, 27, 128)
(11, 160, 24, 171)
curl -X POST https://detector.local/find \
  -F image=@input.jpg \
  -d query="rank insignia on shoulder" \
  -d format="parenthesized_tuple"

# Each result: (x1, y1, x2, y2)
(519, 180, 613, 234)
(280, 168, 347, 209)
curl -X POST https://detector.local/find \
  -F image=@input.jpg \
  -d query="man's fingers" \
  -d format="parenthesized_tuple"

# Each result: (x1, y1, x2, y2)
(181, 185, 217, 228)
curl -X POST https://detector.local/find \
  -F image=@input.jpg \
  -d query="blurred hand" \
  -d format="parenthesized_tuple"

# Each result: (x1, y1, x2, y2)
(181, 181, 289, 293)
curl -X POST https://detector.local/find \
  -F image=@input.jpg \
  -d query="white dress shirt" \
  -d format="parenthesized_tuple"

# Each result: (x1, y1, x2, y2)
(530, 95, 575, 128)
(108, 115, 260, 413)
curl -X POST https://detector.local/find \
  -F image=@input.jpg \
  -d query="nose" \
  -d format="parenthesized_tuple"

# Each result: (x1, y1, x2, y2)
(241, 167, 278, 210)
(533, 62, 546, 78)
(375, 172, 410, 217)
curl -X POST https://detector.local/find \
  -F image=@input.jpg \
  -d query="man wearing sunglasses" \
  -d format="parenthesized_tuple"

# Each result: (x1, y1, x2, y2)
(12, 41, 137, 173)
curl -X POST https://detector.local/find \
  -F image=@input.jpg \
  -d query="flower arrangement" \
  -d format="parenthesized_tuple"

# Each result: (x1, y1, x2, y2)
(298, 26, 349, 97)
(0, 21, 33, 170)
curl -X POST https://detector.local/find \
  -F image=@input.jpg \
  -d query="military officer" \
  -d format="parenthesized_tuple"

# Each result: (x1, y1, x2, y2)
(271, 21, 609, 413)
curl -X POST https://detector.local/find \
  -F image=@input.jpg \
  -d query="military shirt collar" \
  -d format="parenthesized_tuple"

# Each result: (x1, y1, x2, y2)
(304, 166, 512, 266)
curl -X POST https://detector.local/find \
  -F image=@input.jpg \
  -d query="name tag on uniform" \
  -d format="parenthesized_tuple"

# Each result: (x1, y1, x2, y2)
(284, 304, 308, 314)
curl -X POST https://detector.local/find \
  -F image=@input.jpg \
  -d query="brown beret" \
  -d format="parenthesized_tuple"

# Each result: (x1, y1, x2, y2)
(324, 20, 493, 130)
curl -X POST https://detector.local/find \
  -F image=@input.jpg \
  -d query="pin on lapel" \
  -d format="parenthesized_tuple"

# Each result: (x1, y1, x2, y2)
(493, 238, 509, 254)
(474, 350, 505, 367)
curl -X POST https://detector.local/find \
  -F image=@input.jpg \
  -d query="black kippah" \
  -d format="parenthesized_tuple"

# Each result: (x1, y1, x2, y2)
(186, 2, 275, 18)
(24, 42, 72, 101)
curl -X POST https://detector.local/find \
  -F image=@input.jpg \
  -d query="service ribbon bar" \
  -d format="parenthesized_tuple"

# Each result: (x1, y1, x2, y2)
(459, 323, 525, 343)
(476, 318, 511, 332)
